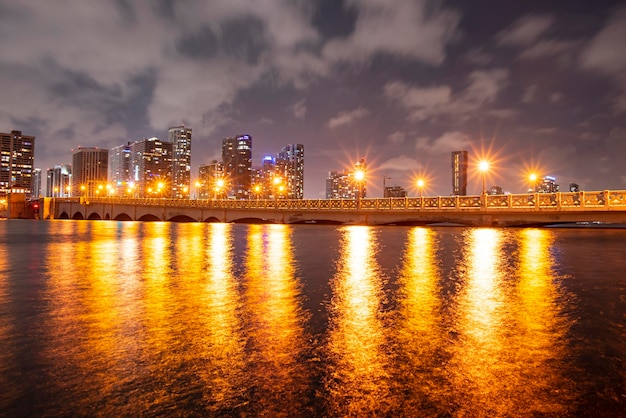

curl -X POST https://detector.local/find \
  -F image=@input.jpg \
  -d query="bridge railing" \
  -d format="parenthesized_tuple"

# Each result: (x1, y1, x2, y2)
(54, 190, 626, 211)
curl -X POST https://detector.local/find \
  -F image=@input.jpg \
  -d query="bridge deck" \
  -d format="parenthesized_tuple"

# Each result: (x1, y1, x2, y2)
(46, 190, 626, 226)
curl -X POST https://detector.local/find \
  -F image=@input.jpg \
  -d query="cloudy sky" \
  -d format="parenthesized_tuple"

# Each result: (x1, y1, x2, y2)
(1, 0, 625, 197)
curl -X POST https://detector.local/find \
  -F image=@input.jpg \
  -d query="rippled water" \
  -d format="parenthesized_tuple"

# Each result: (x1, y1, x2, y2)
(1, 220, 625, 416)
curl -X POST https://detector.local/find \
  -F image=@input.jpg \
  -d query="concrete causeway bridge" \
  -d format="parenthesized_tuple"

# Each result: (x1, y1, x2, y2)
(43, 190, 626, 227)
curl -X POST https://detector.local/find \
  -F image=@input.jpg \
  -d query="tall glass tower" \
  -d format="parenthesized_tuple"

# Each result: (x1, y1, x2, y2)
(222, 134, 252, 199)
(0, 130, 35, 195)
(276, 144, 304, 199)
(168, 126, 192, 199)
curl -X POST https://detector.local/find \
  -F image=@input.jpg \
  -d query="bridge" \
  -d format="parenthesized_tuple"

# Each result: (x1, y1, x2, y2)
(43, 190, 626, 227)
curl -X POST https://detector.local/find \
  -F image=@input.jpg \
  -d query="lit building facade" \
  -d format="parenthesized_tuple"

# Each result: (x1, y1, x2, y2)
(109, 143, 132, 194)
(46, 165, 72, 197)
(539, 176, 560, 193)
(222, 134, 252, 199)
(130, 137, 173, 198)
(72, 147, 108, 197)
(384, 185, 407, 198)
(197, 160, 223, 199)
(326, 171, 352, 199)
(0, 130, 36, 195)
(451, 150, 468, 196)
(169, 126, 192, 199)
(276, 144, 304, 199)
(32, 168, 42, 198)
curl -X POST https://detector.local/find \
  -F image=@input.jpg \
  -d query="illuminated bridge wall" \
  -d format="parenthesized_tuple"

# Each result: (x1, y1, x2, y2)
(45, 190, 626, 227)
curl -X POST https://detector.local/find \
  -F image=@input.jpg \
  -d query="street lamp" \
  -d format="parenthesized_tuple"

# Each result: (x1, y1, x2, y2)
(417, 178, 425, 199)
(529, 173, 538, 193)
(479, 160, 489, 195)
(354, 169, 365, 198)
(253, 184, 261, 202)
(273, 176, 282, 204)
(194, 181, 201, 199)
(215, 178, 224, 199)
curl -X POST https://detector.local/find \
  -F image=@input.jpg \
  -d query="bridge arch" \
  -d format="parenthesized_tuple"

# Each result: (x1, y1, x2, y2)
(137, 214, 161, 222)
(87, 212, 102, 220)
(232, 217, 275, 224)
(203, 216, 222, 223)
(114, 213, 133, 221)
(58, 211, 70, 219)
(71, 211, 84, 220)
(169, 214, 196, 223)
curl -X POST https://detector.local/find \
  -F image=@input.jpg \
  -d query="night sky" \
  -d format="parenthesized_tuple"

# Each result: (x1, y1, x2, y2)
(1, 0, 625, 197)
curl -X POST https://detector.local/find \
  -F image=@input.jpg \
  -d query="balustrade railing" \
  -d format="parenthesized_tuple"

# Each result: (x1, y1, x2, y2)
(54, 190, 626, 211)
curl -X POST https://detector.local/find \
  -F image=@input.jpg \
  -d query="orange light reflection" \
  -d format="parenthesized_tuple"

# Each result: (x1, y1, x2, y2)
(325, 226, 390, 416)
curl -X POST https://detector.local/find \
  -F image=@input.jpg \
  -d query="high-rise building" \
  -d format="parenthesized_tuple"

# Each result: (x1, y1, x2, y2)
(539, 176, 560, 193)
(46, 165, 72, 197)
(109, 142, 132, 194)
(276, 144, 304, 199)
(169, 126, 192, 199)
(0, 130, 36, 195)
(71, 147, 108, 197)
(325, 159, 367, 199)
(129, 137, 173, 198)
(32, 168, 42, 198)
(197, 160, 223, 199)
(222, 134, 252, 199)
(384, 185, 407, 198)
(326, 170, 352, 199)
(452, 151, 468, 196)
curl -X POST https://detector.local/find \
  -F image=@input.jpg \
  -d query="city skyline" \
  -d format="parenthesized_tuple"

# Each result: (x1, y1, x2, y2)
(1, 1, 625, 197)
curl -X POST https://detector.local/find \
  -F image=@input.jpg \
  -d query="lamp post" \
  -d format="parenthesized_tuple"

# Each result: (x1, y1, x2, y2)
(253, 184, 261, 204)
(214, 178, 224, 200)
(273, 176, 282, 208)
(354, 169, 365, 209)
(417, 178, 424, 199)
(195, 181, 201, 200)
(529, 173, 537, 193)
(479, 160, 489, 195)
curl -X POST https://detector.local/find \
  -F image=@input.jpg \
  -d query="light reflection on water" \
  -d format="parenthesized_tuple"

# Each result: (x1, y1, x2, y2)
(325, 226, 391, 416)
(0, 220, 624, 416)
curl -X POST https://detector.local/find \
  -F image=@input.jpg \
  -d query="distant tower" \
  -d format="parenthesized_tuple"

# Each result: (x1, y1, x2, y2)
(168, 126, 192, 199)
(130, 137, 173, 198)
(0, 130, 36, 195)
(325, 160, 366, 200)
(198, 160, 223, 199)
(452, 151, 468, 195)
(32, 168, 42, 198)
(326, 170, 352, 199)
(109, 142, 132, 194)
(276, 144, 304, 199)
(46, 165, 72, 197)
(72, 147, 108, 197)
(222, 134, 252, 199)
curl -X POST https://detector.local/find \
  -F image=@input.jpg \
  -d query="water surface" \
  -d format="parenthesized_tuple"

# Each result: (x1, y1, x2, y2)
(0, 220, 624, 416)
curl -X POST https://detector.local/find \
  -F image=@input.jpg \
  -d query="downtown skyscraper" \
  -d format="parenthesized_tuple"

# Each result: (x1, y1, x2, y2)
(0, 130, 35, 196)
(169, 126, 192, 199)
(276, 144, 304, 199)
(452, 150, 468, 196)
(72, 147, 108, 197)
(109, 138, 172, 197)
(222, 134, 252, 200)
